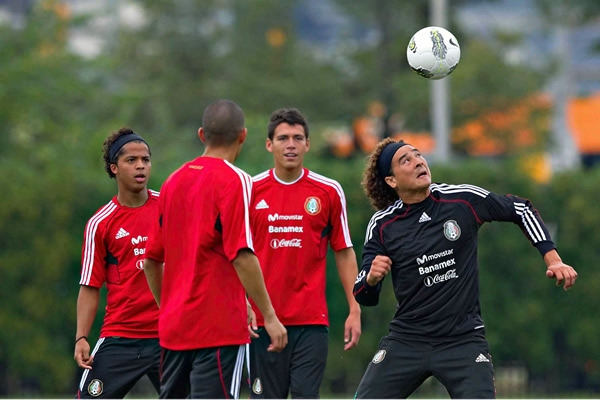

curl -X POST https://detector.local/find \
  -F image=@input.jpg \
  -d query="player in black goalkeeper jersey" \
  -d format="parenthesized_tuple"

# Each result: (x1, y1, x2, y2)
(353, 138, 577, 399)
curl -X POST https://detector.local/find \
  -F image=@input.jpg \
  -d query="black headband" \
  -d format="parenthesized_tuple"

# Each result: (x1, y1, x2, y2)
(376, 141, 407, 179)
(108, 133, 148, 162)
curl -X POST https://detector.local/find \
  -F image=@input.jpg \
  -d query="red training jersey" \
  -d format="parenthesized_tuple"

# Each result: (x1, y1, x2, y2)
(250, 168, 353, 327)
(145, 156, 254, 351)
(79, 190, 160, 338)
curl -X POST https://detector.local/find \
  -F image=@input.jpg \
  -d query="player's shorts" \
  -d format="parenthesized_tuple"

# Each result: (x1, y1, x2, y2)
(248, 325, 328, 399)
(77, 337, 160, 399)
(355, 331, 496, 399)
(159, 344, 245, 399)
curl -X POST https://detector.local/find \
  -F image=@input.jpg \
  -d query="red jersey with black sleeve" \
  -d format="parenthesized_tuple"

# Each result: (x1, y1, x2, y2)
(249, 168, 353, 327)
(145, 156, 254, 351)
(353, 183, 556, 340)
(79, 189, 160, 338)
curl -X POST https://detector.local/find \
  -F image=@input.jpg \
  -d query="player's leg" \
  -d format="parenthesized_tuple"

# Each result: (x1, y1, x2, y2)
(77, 337, 150, 399)
(159, 349, 191, 399)
(432, 333, 496, 399)
(249, 327, 292, 399)
(354, 336, 431, 399)
(289, 325, 328, 399)
(189, 345, 245, 399)
(142, 338, 161, 394)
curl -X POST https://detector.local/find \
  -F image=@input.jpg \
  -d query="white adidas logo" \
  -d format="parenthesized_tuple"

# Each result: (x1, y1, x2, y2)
(418, 212, 431, 223)
(115, 227, 130, 239)
(255, 199, 269, 210)
(475, 353, 490, 363)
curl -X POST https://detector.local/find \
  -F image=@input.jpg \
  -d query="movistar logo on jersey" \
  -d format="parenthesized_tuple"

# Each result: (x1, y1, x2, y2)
(268, 214, 303, 222)
(131, 235, 148, 245)
(416, 249, 454, 265)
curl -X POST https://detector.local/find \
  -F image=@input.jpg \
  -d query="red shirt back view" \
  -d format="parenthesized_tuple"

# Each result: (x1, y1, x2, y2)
(145, 156, 254, 351)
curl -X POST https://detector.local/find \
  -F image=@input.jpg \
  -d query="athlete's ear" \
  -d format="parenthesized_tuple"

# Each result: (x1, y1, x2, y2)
(198, 127, 206, 144)
(110, 163, 118, 175)
(305, 137, 310, 152)
(266, 138, 273, 153)
(384, 175, 397, 189)
(239, 128, 247, 144)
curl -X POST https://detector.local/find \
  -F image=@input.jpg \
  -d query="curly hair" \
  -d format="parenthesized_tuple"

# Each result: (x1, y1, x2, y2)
(361, 137, 401, 210)
(102, 127, 148, 179)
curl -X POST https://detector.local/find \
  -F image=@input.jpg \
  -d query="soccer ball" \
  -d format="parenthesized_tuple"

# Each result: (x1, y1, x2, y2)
(406, 26, 461, 80)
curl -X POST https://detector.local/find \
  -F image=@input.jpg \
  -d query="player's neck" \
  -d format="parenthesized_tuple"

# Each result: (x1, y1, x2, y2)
(398, 188, 430, 205)
(273, 166, 303, 183)
(117, 189, 148, 208)
(202, 146, 239, 164)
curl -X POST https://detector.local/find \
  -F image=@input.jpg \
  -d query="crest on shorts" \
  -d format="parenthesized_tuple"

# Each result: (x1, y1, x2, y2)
(88, 379, 103, 397)
(372, 349, 386, 364)
(304, 196, 321, 215)
(443, 220, 461, 241)
(252, 378, 263, 394)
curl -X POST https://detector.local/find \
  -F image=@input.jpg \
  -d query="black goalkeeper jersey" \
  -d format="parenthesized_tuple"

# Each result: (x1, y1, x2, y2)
(353, 183, 556, 340)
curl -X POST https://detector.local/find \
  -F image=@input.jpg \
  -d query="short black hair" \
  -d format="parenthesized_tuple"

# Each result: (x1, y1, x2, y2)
(267, 108, 309, 141)
(201, 99, 245, 146)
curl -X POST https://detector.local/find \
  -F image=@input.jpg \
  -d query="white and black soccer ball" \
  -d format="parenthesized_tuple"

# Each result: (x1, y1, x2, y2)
(406, 26, 461, 80)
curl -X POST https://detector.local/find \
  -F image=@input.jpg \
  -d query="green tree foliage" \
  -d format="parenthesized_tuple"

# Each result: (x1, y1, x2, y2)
(0, 3, 126, 394)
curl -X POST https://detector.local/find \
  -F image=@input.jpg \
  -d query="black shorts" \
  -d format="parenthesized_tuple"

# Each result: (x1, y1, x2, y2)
(160, 345, 245, 399)
(248, 325, 328, 399)
(355, 332, 496, 399)
(77, 337, 160, 399)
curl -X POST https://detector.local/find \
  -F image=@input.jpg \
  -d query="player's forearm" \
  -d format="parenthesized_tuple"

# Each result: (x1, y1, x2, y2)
(543, 249, 562, 268)
(353, 270, 382, 306)
(335, 248, 362, 314)
(143, 258, 163, 306)
(233, 250, 277, 321)
(76, 285, 100, 338)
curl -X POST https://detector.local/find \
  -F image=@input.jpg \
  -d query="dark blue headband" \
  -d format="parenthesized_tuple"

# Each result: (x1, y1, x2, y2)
(109, 133, 148, 162)
(376, 141, 407, 179)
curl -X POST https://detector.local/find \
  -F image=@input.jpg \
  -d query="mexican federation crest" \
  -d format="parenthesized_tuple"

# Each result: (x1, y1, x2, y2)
(372, 349, 386, 364)
(252, 377, 263, 394)
(88, 379, 103, 397)
(304, 196, 321, 215)
(443, 220, 461, 241)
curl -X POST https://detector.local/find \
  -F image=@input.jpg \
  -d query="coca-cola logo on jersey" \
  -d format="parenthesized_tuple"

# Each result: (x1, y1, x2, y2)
(136, 259, 145, 270)
(423, 269, 459, 287)
(270, 238, 302, 249)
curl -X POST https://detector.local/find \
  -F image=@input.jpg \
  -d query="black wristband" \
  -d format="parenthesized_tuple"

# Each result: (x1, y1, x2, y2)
(75, 336, 88, 344)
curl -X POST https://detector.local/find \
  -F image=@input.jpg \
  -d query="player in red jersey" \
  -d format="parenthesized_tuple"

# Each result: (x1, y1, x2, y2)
(74, 127, 160, 398)
(143, 99, 287, 399)
(248, 108, 362, 398)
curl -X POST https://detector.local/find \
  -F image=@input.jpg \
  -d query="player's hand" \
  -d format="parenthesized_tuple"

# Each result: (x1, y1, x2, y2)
(546, 262, 578, 290)
(247, 300, 259, 339)
(343, 309, 361, 350)
(366, 255, 392, 286)
(263, 317, 287, 353)
(74, 339, 93, 369)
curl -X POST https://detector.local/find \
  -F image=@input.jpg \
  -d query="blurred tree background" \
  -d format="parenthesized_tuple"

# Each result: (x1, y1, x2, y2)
(0, 0, 599, 397)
